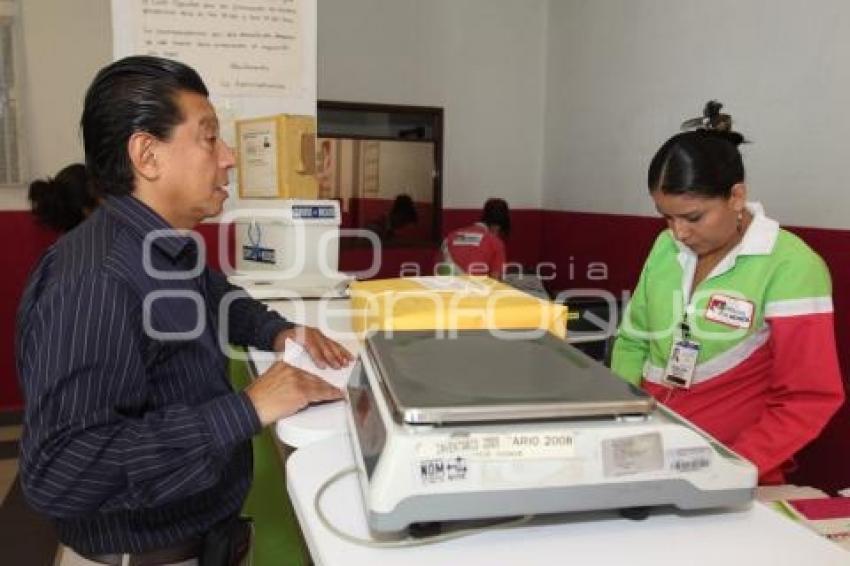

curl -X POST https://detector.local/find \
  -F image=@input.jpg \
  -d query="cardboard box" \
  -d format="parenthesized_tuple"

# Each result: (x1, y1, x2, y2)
(236, 114, 318, 199)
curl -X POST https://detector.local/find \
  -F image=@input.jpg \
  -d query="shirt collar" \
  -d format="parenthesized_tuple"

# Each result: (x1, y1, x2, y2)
(736, 202, 779, 255)
(103, 195, 196, 260)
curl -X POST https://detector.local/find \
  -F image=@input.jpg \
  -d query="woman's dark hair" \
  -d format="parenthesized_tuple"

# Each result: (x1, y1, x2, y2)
(648, 101, 746, 199)
(28, 163, 96, 232)
(389, 194, 418, 226)
(81, 56, 209, 197)
(482, 198, 511, 236)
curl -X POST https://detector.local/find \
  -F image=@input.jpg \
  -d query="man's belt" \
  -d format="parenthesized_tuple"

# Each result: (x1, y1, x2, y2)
(77, 537, 202, 566)
(72, 515, 252, 566)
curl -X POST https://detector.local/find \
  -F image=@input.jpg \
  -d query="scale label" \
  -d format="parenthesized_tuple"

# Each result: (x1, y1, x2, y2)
(242, 245, 276, 264)
(418, 457, 469, 484)
(667, 447, 712, 473)
(601, 432, 664, 477)
(292, 205, 336, 219)
(415, 431, 576, 461)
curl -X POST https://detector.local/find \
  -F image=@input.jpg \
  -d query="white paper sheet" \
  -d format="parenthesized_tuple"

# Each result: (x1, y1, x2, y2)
(281, 338, 353, 389)
(112, 0, 317, 117)
(409, 276, 491, 294)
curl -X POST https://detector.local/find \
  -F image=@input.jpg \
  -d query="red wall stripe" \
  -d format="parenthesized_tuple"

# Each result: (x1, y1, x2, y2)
(0, 213, 58, 410)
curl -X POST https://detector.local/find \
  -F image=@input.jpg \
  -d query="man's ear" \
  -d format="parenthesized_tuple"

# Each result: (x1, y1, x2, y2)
(127, 132, 160, 181)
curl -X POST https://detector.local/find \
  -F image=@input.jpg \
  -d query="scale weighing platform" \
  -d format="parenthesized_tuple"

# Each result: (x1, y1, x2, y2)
(344, 330, 757, 535)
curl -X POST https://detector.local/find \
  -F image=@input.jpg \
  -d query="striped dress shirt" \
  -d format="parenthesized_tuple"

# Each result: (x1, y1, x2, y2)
(15, 195, 293, 554)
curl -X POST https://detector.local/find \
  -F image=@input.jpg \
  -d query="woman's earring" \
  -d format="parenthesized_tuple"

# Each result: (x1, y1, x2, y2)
(736, 210, 744, 234)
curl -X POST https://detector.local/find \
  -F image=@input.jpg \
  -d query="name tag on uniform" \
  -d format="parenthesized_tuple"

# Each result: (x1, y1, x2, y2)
(704, 294, 754, 329)
(663, 339, 700, 389)
(452, 232, 484, 246)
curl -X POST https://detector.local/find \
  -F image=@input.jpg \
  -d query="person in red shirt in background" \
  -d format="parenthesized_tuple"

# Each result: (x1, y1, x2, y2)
(438, 198, 510, 279)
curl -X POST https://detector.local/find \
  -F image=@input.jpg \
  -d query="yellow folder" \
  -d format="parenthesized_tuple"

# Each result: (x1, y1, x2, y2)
(349, 276, 567, 338)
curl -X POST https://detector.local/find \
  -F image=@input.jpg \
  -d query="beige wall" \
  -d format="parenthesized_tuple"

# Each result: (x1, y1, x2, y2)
(542, 0, 850, 229)
(14, 0, 850, 229)
(0, 0, 111, 209)
(8, 0, 548, 213)
(317, 0, 548, 209)
(376, 141, 433, 203)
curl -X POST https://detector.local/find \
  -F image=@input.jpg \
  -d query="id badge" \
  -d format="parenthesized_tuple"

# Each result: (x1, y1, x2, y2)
(663, 339, 700, 389)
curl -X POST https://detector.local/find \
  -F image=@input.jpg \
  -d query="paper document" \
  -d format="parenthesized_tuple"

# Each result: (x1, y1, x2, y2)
(774, 497, 850, 550)
(281, 338, 353, 389)
(409, 276, 490, 294)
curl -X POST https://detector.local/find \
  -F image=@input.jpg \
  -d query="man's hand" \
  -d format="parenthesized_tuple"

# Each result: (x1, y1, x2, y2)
(273, 325, 353, 369)
(245, 361, 343, 427)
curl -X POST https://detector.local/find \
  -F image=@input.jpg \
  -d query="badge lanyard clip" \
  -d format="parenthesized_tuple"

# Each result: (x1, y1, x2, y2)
(663, 302, 701, 389)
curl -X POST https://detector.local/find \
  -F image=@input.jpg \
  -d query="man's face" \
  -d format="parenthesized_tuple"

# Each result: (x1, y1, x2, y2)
(154, 90, 235, 228)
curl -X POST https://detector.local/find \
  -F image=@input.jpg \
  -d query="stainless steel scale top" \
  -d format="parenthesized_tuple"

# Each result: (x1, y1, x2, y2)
(365, 330, 654, 425)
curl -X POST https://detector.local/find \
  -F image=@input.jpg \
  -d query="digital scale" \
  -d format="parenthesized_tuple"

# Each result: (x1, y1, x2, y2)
(229, 199, 352, 299)
(345, 330, 757, 535)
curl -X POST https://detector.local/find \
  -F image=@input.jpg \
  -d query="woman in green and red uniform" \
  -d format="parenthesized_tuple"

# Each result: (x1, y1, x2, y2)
(612, 102, 844, 484)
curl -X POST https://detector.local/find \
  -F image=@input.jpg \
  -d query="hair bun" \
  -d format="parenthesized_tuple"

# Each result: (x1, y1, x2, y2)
(703, 100, 732, 132)
(680, 100, 746, 146)
(28, 163, 93, 232)
(27, 178, 51, 199)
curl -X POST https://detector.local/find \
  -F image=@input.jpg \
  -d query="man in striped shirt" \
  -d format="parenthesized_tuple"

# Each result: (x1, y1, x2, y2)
(16, 56, 349, 565)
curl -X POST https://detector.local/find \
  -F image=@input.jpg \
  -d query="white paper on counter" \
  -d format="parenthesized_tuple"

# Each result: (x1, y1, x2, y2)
(281, 338, 353, 389)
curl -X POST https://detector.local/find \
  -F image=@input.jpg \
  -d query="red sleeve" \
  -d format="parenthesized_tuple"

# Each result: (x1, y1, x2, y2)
(488, 235, 506, 280)
(729, 313, 844, 481)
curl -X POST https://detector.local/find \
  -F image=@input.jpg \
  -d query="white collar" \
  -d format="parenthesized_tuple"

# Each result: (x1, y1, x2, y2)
(736, 202, 779, 256)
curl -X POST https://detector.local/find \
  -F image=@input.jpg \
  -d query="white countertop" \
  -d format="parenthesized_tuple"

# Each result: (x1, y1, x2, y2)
(287, 435, 850, 566)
